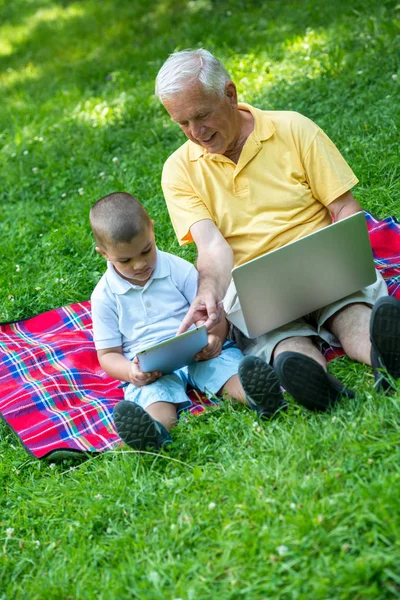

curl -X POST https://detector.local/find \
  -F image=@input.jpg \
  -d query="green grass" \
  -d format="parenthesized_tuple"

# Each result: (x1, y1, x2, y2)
(1, 0, 400, 597)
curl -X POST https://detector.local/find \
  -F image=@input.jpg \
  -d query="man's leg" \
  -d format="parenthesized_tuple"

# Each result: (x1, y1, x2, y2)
(325, 302, 372, 365)
(226, 280, 357, 411)
(272, 335, 354, 412)
(272, 335, 327, 369)
(272, 272, 389, 407)
(230, 315, 345, 411)
(326, 297, 400, 390)
(272, 303, 373, 368)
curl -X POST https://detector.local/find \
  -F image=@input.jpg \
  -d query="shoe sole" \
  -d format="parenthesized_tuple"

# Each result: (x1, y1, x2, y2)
(370, 297, 400, 388)
(238, 355, 286, 418)
(275, 353, 345, 412)
(113, 401, 160, 450)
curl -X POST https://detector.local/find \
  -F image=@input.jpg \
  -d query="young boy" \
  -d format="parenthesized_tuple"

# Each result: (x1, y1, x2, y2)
(90, 192, 285, 451)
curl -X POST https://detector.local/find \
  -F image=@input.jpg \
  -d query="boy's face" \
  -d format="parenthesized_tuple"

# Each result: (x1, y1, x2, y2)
(97, 222, 157, 286)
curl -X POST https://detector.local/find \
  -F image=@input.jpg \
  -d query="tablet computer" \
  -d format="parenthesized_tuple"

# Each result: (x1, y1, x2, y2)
(136, 326, 208, 375)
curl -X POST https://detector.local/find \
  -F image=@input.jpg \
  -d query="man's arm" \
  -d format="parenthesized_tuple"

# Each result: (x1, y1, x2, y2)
(328, 190, 362, 221)
(177, 219, 233, 333)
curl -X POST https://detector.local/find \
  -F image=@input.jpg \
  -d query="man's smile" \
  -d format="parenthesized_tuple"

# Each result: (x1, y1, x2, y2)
(200, 132, 216, 144)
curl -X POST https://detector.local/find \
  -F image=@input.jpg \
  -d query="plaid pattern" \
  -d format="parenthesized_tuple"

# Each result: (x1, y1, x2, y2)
(0, 308, 214, 459)
(323, 212, 400, 361)
(1, 211, 399, 459)
(366, 212, 400, 297)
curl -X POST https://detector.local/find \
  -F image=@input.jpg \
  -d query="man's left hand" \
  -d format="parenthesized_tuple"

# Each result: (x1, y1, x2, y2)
(195, 334, 222, 361)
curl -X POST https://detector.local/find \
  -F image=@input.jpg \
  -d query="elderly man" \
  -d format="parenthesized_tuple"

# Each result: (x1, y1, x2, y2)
(155, 48, 400, 412)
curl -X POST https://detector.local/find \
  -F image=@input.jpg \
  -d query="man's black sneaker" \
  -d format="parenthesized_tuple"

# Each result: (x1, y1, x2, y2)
(274, 351, 355, 412)
(370, 296, 400, 392)
(238, 355, 287, 418)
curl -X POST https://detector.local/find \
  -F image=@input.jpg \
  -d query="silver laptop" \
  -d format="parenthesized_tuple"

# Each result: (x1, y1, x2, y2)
(228, 212, 377, 338)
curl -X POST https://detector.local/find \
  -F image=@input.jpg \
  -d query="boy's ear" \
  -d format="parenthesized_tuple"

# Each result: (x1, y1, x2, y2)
(150, 219, 155, 231)
(95, 246, 108, 259)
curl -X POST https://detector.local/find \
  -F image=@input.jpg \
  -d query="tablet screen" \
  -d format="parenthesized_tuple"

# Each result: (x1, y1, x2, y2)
(136, 326, 208, 375)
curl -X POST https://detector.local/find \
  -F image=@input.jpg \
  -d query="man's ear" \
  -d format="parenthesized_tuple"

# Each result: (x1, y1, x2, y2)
(95, 246, 108, 259)
(225, 81, 238, 107)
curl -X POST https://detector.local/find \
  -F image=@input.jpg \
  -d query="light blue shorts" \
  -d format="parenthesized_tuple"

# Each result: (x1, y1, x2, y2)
(123, 343, 243, 412)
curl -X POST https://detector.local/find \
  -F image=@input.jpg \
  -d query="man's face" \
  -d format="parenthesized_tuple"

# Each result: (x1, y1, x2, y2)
(163, 81, 239, 155)
(97, 223, 157, 287)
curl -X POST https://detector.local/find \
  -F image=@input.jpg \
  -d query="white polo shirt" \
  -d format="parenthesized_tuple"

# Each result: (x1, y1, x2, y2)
(91, 249, 199, 360)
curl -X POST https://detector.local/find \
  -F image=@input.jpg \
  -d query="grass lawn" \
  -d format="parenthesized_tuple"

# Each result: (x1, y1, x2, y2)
(1, 0, 400, 598)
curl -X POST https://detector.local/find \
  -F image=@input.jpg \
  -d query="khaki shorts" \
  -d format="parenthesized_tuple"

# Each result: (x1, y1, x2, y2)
(224, 270, 388, 364)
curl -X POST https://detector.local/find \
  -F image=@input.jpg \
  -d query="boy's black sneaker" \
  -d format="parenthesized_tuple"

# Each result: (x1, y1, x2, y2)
(274, 351, 355, 412)
(113, 401, 172, 450)
(370, 296, 400, 392)
(238, 355, 287, 418)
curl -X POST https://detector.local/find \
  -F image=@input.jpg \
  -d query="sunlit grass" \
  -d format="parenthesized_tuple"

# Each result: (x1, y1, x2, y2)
(228, 29, 333, 97)
(0, 61, 41, 87)
(0, 3, 85, 60)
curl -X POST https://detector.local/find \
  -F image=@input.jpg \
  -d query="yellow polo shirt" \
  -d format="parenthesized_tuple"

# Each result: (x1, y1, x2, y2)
(162, 105, 359, 267)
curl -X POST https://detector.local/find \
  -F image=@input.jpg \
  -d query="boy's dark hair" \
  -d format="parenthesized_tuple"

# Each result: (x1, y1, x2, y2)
(90, 192, 151, 248)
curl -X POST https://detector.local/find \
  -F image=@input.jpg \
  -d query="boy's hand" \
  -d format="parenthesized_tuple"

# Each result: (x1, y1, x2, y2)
(129, 357, 162, 387)
(195, 334, 222, 361)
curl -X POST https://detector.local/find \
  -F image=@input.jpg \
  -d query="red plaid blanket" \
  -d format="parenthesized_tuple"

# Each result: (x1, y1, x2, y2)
(1, 211, 399, 459)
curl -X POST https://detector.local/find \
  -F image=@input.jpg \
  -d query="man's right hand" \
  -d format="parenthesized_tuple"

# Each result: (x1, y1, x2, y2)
(129, 357, 161, 387)
(178, 219, 233, 334)
(177, 291, 224, 334)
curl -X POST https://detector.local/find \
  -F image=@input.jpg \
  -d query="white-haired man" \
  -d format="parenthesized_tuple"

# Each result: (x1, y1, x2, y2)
(155, 48, 400, 411)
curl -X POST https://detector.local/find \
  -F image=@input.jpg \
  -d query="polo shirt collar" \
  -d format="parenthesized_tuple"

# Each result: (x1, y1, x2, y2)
(188, 102, 275, 161)
(106, 248, 170, 295)
(189, 140, 206, 161)
(242, 103, 275, 142)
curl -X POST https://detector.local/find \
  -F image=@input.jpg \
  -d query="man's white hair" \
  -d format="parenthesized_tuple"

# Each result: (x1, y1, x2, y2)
(155, 48, 231, 100)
